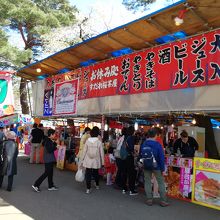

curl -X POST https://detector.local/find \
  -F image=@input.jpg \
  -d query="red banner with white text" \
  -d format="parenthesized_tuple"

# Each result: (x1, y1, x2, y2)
(45, 29, 220, 100)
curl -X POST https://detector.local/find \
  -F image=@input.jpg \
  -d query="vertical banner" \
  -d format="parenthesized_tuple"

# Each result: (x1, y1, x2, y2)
(0, 72, 14, 116)
(56, 145, 66, 170)
(192, 157, 220, 210)
(101, 115, 105, 139)
(164, 156, 193, 201)
(53, 79, 79, 116)
(43, 89, 54, 116)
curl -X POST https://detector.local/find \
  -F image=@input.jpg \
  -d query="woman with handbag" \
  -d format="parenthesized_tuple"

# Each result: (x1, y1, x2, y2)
(80, 126, 104, 194)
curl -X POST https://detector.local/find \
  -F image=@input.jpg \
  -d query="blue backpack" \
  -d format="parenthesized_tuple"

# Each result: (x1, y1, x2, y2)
(120, 140, 128, 160)
(141, 144, 157, 170)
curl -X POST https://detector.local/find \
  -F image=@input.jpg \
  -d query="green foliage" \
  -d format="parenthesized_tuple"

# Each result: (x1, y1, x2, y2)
(0, 0, 78, 54)
(122, 0, 157, 12)
(0, 29, 32, 70)
(0, 0, 79, 114)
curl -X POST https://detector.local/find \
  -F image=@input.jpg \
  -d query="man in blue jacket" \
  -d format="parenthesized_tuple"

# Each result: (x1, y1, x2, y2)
(139, 128, 169, 207)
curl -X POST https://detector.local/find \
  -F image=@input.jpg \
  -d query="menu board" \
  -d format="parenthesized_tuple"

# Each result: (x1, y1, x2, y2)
(192, 157, 220, 210)
(164, 156, 193, 201)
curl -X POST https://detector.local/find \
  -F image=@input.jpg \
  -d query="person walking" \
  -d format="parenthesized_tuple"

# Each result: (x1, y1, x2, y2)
(32, 129, 58, 192)
(139, 128, 169, 207)
(30, 123, 44, 164)
(80, 126, 104, 194)
(0, 131, 18, 192)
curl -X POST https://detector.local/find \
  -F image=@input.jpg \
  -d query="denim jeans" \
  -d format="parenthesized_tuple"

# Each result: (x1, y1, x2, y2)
(144, 170, 167, 202)
(0, 175, 14, 190)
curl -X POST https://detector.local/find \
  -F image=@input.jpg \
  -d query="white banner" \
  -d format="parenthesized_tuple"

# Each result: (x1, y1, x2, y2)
(53, 79, 78, 115)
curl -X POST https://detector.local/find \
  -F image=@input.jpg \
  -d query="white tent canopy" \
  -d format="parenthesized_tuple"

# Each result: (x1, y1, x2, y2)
(33, 80, 219, 117)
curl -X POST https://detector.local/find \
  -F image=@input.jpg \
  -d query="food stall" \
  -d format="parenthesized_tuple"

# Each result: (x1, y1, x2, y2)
(17, 0, 220, 209)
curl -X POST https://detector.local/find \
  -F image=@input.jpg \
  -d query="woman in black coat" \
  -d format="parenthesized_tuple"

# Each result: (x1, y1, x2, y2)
(0, 131, 18, 191)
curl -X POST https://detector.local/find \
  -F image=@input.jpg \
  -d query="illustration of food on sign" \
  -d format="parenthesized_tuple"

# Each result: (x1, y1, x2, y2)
(201, 178, 220, 199)
(0, 79, 8, 104)
(195, 171, 220, 205)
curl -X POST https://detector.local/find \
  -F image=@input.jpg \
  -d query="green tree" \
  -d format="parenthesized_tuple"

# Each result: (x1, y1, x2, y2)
(122, 0, 175, 12)
(0, 0, 78, 114)
(122, 0, 156, 12)
(0, 29, 32, 70)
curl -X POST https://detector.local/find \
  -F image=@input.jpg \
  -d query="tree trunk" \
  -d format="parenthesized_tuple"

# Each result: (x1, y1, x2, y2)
(19, 78, 30, 114)
(194, 114, 220, 159)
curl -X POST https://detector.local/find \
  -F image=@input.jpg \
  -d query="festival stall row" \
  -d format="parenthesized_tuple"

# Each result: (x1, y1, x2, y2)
(29, 29, 220, 210)
(38, 29, 220, 118)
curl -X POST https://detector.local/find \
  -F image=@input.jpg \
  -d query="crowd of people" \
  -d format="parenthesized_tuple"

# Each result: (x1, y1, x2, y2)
(77, 125, 169, 206)
(0, 122, 200, 208)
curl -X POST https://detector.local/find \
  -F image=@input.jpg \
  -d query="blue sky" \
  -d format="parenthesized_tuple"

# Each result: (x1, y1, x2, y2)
(69, 0, 180, 31)
(9, 0, 180, 52)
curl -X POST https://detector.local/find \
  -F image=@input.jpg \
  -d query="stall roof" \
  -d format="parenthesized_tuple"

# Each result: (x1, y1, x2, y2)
(17, 0, 220, 80)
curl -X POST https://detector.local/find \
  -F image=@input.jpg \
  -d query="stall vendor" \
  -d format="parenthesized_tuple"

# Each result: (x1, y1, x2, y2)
(173, 130, 199, 158)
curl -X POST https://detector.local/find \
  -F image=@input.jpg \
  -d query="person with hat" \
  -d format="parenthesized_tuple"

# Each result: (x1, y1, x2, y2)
(0, 131, 18, 191)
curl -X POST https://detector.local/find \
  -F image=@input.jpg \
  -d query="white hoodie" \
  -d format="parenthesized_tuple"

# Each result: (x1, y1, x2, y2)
(81, 137, 104, 169)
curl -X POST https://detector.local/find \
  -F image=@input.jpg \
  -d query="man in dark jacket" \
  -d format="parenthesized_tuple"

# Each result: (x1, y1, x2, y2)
(173, 130, 199, 158)
(30, 123, 44, 164)
(32, 129, 58, 192)
(139, 128, 169, 207)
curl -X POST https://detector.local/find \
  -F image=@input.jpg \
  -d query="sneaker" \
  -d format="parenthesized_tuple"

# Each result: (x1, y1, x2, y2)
(48, 186, 58, 191)
(94, 183, 100, 189)
(129, 190, 138, 196)
(86, 189, 91, 194)
(32, 185, 40, 193)
(122, 189, 127, 194)
(146, 200, 153, 206)
(160, 201, 170, 207)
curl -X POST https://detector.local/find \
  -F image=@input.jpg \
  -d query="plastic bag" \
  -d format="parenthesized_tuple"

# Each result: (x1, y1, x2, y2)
(75, 169, 85, 182)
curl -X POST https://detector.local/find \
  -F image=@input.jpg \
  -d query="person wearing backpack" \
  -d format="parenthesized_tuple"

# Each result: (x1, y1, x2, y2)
(80, 126, 104, 194)
(121, 126, 138, 196)
(139, 128, 169, 207)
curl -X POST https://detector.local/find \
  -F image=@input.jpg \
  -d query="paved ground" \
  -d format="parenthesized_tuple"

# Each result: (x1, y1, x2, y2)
(0, 155, 219, 220)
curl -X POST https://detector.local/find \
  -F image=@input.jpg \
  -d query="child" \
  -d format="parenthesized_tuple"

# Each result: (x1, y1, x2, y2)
(104, 147, 116, 186)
